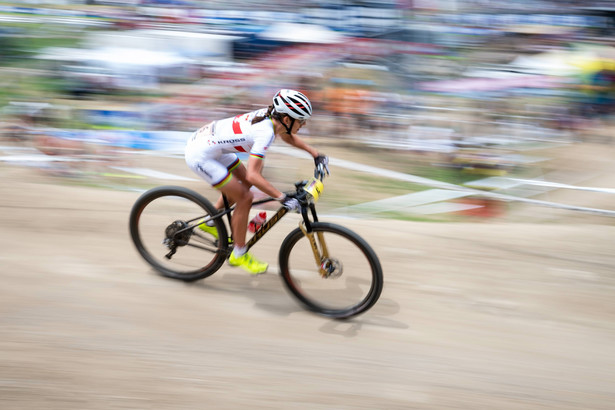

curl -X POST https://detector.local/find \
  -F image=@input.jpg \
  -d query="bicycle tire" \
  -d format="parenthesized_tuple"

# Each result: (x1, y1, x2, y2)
(129, 186, 229, 282)
(278, 222, 383, 319)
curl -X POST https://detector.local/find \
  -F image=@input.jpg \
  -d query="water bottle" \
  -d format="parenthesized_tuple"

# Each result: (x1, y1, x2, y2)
(248, 211, 267, 233)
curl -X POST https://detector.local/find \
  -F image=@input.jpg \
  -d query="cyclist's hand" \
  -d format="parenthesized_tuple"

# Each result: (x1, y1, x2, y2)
(280, 194, 300, 212)
(314, 155, 330, 176)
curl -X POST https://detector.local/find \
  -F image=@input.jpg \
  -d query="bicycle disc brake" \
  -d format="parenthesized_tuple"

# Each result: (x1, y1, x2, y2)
(320, 258, 343, 279)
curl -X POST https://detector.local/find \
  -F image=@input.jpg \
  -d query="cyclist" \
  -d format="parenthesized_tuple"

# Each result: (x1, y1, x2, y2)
(185, 89, 329, 275)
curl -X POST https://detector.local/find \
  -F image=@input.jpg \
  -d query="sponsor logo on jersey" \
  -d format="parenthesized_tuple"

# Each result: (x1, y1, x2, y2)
(218, 138, 246, 144)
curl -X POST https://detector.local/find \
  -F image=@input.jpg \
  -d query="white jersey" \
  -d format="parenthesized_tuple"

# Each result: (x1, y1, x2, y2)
(195, 108, 275, 159)
(185, 108, 275, 187)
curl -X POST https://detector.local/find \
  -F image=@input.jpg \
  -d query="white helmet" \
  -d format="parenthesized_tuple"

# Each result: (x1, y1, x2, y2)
(272, 89, 312, 120)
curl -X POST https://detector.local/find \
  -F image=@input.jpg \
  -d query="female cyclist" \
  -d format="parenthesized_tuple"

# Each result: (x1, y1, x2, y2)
(185, 89, 329, 274)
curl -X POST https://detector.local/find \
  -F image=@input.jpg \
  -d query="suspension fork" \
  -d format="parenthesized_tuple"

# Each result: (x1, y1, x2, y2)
(298, 204, 330, 275)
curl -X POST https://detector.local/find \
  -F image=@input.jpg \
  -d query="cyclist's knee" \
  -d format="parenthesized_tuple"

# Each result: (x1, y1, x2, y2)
(235, 189, 253, 207)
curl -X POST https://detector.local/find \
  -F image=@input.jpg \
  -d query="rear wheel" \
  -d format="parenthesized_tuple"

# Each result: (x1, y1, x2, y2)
(129, 186, 229, 281)
(278, 222, 383, 319)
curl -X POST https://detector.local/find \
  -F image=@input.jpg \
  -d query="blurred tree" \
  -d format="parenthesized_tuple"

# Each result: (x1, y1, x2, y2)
(0, 28, 25, 62)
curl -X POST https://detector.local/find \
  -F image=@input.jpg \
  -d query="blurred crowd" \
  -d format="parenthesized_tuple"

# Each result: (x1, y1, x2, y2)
(1, 0, 614, 177)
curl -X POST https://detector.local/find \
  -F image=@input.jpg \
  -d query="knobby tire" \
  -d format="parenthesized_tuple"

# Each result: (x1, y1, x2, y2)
(278, 222, 383, 319)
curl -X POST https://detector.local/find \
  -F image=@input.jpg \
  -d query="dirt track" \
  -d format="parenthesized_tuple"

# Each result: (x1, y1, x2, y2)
(1, 151, 615, 409)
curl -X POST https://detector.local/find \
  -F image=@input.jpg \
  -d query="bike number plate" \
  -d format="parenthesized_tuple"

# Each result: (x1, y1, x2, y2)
(303, 177, 324, 202)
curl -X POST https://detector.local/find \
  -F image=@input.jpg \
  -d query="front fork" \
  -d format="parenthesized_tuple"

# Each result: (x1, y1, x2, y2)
(299, 204, 330, 277)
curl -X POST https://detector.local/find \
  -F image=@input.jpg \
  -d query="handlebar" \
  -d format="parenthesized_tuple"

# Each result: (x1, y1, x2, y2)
(231, 167, 328, 212)
(247, 166, 328, 210)
(288, 166, 328, 205)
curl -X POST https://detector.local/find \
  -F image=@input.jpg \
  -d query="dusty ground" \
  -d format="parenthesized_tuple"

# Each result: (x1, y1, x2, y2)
(1, 141, 615, 409)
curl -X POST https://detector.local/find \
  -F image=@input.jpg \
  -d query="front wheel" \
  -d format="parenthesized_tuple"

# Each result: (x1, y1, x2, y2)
(278, 222, 383, 319)
(129, 186, 229, 282)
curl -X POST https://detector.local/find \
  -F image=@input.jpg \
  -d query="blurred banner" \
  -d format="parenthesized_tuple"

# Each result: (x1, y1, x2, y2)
(48, 129, 190, 152)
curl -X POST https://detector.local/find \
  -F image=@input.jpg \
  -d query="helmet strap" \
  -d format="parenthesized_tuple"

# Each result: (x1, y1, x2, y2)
(273, 110, 294, 135)
(284, 118, 295, 135)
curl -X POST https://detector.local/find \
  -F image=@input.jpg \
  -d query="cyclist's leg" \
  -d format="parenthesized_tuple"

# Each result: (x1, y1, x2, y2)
(230, 161, 250, 185)
(217, 176, 252, 248)
(213, 156, 249, 209)
(216, 157, 267, 274)
(185, 148, 237, 238)
(187, 150, 265, 273)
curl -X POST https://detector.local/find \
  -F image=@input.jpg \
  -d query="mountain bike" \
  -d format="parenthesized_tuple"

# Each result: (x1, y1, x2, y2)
(128, 167, 383, 319)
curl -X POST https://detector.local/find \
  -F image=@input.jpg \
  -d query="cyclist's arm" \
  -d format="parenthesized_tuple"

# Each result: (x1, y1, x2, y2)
(280, 132, 319, 159)
(245, 155, 284, 199)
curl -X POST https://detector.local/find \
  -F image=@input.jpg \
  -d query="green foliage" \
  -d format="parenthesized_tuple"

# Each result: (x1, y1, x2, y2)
(350, 174, 427, 195)
(412, 164, 480, 185)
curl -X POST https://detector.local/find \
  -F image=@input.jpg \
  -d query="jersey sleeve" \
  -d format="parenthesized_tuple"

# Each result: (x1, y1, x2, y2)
(249, 120, 275, 159)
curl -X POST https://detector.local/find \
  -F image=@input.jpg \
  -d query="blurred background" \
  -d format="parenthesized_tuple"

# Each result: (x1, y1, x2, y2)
(2, 4, 615, 408)
(1, 0, 614, 221)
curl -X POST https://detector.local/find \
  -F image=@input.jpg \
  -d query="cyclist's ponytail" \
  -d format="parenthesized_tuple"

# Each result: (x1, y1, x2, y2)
(251, 105, 274, 125)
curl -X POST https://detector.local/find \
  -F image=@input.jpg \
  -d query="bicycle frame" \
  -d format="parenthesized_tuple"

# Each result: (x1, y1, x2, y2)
(169, 197, 288, 252)
(244, 200, 289, 250)
(230, 197, 330, 275)
(171, 177, 330, 271)
(218, 196, 322, 252)
(204, 194, 326, 260)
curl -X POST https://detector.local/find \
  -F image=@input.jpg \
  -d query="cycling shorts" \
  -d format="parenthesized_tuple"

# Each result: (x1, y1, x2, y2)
(185, 123, 241, 188)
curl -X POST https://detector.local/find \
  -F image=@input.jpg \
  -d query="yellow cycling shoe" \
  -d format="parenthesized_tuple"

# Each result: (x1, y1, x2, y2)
(228, 251, 268, 275)
(198, 220, 219, 239)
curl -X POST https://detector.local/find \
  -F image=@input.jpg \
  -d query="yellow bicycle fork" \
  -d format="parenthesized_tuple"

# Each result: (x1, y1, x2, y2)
(299, 221, 330, 277)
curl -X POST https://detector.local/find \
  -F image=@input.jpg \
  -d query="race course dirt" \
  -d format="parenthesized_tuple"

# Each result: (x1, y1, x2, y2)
(1, 148, 615, 409)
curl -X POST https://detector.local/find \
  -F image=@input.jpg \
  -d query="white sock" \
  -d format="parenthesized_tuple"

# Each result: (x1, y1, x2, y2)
(206, 220, 215, 227)
(233, 246, 246, 257)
